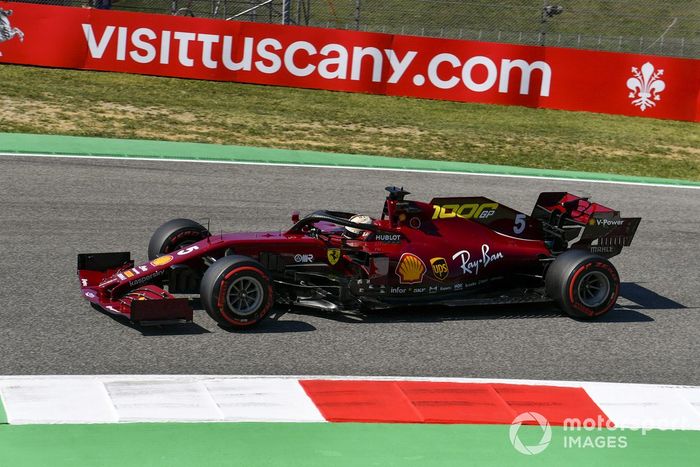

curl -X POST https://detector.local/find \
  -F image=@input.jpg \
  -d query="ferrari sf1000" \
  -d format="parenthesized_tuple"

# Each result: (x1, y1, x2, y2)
(78, 187, 640, 328)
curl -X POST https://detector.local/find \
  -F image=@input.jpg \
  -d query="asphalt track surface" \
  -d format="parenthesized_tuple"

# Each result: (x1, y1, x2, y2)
(1, 155, 698, 384)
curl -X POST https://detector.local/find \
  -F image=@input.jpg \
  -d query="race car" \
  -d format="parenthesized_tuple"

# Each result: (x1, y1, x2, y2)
(78, 187, 640, 328)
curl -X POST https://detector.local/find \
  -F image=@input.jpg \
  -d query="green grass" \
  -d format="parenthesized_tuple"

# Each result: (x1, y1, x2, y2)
(0, 64, 698, 181)
(115, 0, 700, 37)
(113, 0, 700, 55)
(311, 0, 700, 37)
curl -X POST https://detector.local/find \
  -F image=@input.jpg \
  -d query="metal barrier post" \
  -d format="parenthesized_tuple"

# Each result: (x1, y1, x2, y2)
(282, 0, 291, 24)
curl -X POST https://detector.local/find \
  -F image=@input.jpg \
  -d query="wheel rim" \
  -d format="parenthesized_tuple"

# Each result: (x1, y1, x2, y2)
(225, 276, 264, 316)
(577, 271, 610, 308)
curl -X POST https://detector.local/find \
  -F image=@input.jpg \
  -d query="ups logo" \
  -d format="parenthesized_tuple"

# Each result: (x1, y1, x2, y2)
(430, 257, 449, 281)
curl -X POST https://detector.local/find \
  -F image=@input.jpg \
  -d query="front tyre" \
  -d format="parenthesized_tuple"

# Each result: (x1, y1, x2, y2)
(148, 218, 210, 260)
(200, 255, 274, 329)
(545, 250, 620, 320)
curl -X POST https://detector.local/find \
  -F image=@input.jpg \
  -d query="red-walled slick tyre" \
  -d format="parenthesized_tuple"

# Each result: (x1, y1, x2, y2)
(545, 249, 620, 320)
(200, 255, 274, 328)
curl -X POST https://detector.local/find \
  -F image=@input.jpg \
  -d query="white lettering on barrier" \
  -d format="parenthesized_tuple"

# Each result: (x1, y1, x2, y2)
(222, 36, 252, 71)
(427, 53, 461, 89)
(159, 30, 170, 64)
(426, 54, 551, 95)
(499, 59, 552, 96)
(385, 49, 417, 84)
(82, 24, 114, 59)
(173, 31, 195, 67)
(318, 43, 348, 79)
(198, 33, 219, 69)
(284, 40, 316, 77)
(462, 56, 498, 92)
(131, 28, 156, 64)
(116, 26, 127, 61)
(256, 37, 282, 74)
(80, 25, 552, 97)
(351, 46, 383, 82)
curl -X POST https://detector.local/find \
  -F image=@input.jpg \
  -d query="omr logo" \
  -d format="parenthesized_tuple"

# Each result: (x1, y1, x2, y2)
(509, 412, 552, 455)
(294, 253, 314, 263)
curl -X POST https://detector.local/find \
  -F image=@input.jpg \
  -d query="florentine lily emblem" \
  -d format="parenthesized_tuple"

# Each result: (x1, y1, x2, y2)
(627, 62, 665, 111)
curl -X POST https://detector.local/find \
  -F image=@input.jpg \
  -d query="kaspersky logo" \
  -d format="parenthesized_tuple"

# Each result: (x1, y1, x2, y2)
(509, 412, 552, 455)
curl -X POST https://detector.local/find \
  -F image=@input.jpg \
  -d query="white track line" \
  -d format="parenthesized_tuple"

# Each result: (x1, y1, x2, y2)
(1, 151, 698, 190)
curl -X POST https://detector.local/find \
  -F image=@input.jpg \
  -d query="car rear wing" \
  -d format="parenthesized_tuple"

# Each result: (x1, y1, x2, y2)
(532, 192, 641, 258)
(77, 252, 192, 324)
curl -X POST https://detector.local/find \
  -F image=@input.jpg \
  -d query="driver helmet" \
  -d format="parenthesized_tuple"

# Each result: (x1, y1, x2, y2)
(344, 215, 373, 238)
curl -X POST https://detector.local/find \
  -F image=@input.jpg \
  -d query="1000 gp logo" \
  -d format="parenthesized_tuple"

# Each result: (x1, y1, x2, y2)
(432, 202, 498, 220)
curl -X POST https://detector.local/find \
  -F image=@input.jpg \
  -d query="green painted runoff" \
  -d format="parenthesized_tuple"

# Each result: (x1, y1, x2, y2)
(0, 133, 698, 188)
(0, 422, 698, 467)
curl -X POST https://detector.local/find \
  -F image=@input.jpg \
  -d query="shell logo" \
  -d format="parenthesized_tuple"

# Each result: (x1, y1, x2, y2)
(150, 255, 174, 267)
(395, 253, 426, 284)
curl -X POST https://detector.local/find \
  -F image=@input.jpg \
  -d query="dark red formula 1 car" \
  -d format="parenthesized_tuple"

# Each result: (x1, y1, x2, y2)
(78, 187, 640, 328)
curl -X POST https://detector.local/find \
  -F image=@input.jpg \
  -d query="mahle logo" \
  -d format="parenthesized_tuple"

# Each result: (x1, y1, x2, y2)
(509, 412, 552, 455)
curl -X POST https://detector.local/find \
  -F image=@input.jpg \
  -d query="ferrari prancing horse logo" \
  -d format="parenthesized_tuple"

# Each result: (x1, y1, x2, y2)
(327, 248, 341, 266)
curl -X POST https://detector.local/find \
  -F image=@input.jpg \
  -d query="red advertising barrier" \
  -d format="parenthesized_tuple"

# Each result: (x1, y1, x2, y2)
(1, 2, 698, 121)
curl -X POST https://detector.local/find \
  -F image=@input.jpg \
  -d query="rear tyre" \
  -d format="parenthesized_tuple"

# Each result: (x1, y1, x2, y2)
(200, 255, 274, 329)
(545, 250, 620, 320)
(148, 218, 210, 260)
